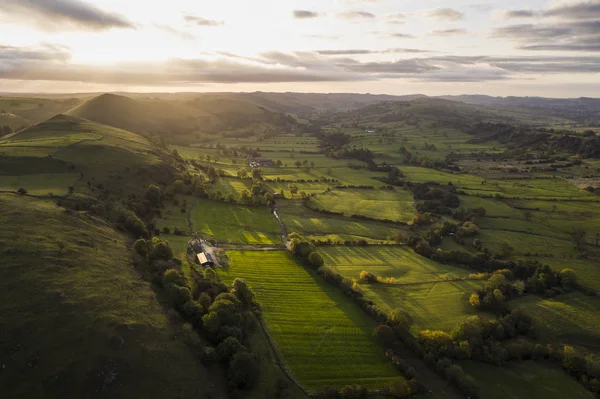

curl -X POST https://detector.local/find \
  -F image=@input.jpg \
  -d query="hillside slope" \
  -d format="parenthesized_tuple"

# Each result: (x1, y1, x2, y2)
(68, 93, 296, 138)
(0, 193, 225, 398)
(0, 114, 179, 195)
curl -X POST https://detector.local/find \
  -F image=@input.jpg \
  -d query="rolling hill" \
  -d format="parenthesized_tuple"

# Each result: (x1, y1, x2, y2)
(68, 93, 297, 139)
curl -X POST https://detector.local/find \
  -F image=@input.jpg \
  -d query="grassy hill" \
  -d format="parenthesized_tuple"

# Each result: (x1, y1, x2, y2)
(0, 97, 83, 130)
(68, 93, 297, 139)
(0, 114, 179, 196)
(0, 193, 225, 398)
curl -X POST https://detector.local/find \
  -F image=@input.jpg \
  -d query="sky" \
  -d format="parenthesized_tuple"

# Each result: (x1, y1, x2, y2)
(0, 0, 599, 97)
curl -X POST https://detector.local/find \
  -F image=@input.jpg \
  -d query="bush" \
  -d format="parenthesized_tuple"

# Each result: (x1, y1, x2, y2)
(359, 270, 377, 283)
(133, 238, 148, 258)
(308, 251, 324, 268)
(217, 336, 244, 361)
(228, 351, 259, 389)
(374, 325, 396, 347)
(165, 283, 192, 307)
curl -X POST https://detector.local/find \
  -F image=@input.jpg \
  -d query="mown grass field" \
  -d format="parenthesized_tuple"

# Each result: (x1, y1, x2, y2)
(319, 246, 472, 283)
(511, 292, 600, 349)
(361, 280, 484, 333)
(191, 199, 280, 244)
(217, 250, 401, 390)
(277, 200, 400, 242)
(0, 193, 224, 398)
(461, 361, 594, 399)
(308, 188, 415, 222)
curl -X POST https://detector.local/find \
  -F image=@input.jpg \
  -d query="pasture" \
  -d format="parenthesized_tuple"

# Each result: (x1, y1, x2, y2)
(277, 200, 401, 242)
(308, 188, 415, 222)
(0, 173, 78, 196)
(319, 246, 472, 283)
(462, 361, 594, 399)
(511, 292, 600, 349)
(191, 199, 280, 244)
(217, 250, 401, 390)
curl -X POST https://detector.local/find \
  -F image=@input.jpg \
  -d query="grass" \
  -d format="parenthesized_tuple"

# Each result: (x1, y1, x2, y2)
(0, 193, 224, 398)
(511, 292, 600, 350)
(191, 198, 280, 244)
(309, 188, 415, 223)
(461, 361, 594, 399)
(277, 200, 401, 242)
(319, 246, 472, 283)
(0, 173, 79, 195)
(359, 279, 485, 333)
(218, 250, 402, 390)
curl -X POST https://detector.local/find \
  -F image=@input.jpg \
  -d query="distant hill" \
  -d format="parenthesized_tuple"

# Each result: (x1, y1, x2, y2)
(0, 96, 83, 130)
(68, 93, 297, 138)
(439, 95, 600, 124)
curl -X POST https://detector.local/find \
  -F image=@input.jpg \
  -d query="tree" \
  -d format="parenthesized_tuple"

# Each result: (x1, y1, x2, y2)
(146, 184, 161, 205)
(393, 231, 405, 244)
(217, 336, 244, 361)
(198, 292, 212, 312)
(231, 278, 254, 308)
(237, 168, 249, 179)
(288, 183, 299, 197)
(150, 237, 173, 261)
(308, 251, 324, 268)
(388, 309, 413, 331)
(251, 168, 263, 180)
(388, 378, 411, 398)
(133, 238, 148, 258)
(264, 192, 274, 206)
(163, 269, 186, 286)
(294, 161, 302, 168)
(500, 242, 514, 258)
(559, 268, 577, 289)
(228, 351, 258, 389)
(17, 187, 27, 195)
(572, 227, 587, 251)
(469, 293, 481, 308)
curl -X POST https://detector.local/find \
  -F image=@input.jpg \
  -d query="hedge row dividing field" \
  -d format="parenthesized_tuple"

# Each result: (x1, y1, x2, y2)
(217, 250, 402, 390)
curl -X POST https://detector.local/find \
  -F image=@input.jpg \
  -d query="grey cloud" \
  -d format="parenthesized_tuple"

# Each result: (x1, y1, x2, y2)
(0, 0, 133, 31)
(184, 15, 223, 26)
(390, 33, 415, 38)
(316, 48, 429, 55)
(545, 1, 600, 20)
(293, 10, 320, 19)
(3, 45, 600, 86)
(339, 11, 376, 19)
(430, 29, 468, 36)
(425, 8, 464, 21)
(498, 9, 536, 18)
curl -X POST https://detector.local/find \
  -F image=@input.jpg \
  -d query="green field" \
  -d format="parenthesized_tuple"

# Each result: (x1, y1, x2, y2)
(0, 173, 79, 195)
(277, 199, 400, 242)
(309, 188, 415, 222)
(217, 250, 401, 390)
(319, 246, 472, 283)
(511, 292, 600, 349)
(191, 199, 280, 244)
(462, 361, 594, 399)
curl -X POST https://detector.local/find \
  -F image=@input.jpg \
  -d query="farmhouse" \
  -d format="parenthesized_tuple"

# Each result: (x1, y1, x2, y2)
(196, 252, 214, 267)
(188, 238, 203, 254)
(249, 157, 274, 168)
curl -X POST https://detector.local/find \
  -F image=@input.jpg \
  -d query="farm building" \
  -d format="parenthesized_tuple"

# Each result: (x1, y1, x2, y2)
(196, 252, 214, 267)
(188, 238, 203, 254)
(249, 157, 274, 168)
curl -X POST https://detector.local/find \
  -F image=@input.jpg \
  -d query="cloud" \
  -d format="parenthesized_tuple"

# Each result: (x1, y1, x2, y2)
(491, 20, 600, 51)
(431, 29, 468, 36)
(316, 48, 430, 55)
(184, 15, 223, 26)
(0, 0, 133, 31)
(545, 1, 600, 20)
(390, 33, 416, 38)
(424, 8, 464, 21)
(496, 9, 536, 19)
(3, 45, 600, 86)
(154, 25, 194, 40)
(293, 10, 320, 19)
(339, 11, 376, 19)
